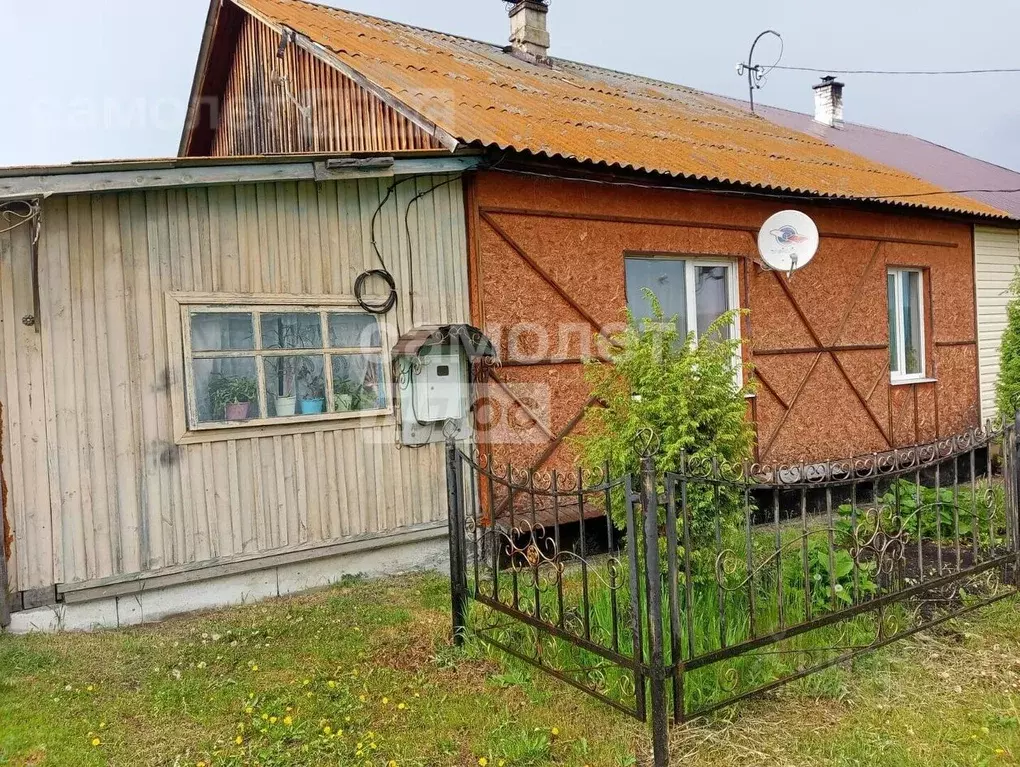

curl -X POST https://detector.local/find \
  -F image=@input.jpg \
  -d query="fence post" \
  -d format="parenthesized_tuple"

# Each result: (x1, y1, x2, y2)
(639, 450, 670, 767)
(446, 437, 467, 645)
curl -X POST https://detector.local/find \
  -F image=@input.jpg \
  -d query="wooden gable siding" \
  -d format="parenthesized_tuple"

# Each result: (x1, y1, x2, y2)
(207, 14, 443, 157)
(0, 175, 468, 594)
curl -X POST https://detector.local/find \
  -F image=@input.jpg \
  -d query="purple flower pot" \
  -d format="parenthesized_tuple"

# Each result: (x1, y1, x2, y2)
(224, 402, 251, 421)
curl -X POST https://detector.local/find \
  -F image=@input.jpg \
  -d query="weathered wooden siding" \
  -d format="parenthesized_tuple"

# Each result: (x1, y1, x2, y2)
(207, 14, 443, 156)
(975, 225, 1020, 419)
(0, 174, 468, 593)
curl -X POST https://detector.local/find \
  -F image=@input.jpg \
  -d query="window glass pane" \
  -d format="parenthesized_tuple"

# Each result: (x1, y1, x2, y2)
(193, 357, 258, 424)
(694, 265, 731, 339)
(265, 355, 326, 417)
(329, 314, 381, 348)
(260, 313, 323, 350)
(888, 273, 900, 373)
(625, 258, 688, 336)
(902, 271, 923, 375)
(191, 312, 254, 352)
(332, 354, 387, 412)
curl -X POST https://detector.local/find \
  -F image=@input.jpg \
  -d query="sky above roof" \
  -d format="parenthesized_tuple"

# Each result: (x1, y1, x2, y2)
(1, 0, 1018, 176)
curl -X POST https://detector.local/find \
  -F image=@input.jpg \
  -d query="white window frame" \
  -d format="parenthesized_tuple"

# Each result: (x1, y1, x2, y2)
(624, 256, 743, 381)
(888, 267, 927, 382)
(167, 293, 393, 441)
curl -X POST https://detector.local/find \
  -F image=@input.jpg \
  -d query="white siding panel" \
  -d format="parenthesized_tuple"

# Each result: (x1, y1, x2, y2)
(975, 225, 1020, 420)
(2, 175, 468, 591)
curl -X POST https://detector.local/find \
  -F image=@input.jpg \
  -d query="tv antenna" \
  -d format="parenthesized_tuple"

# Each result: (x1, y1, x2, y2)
(737, 30, 783, 113)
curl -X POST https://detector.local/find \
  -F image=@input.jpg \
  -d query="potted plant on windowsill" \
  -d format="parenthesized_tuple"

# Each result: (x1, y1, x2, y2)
(298, 368, 326, 415)
(274, 357, 298, 417)
(333, 378, 361, 412)
(209, 374, 258, 422)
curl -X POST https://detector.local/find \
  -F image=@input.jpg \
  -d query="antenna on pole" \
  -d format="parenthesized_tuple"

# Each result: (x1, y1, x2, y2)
(737, 30, 783, 114)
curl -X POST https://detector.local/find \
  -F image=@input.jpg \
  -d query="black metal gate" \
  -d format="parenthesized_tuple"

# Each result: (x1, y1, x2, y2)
(446, 416, 1020, 766)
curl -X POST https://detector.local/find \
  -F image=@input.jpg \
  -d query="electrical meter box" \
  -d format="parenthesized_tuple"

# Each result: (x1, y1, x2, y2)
(392, 325, 497, 447)
(411, 351, 464, 423)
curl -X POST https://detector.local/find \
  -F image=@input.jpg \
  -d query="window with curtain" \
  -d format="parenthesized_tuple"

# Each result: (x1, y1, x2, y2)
(184, 305, 388, 429)
(887, 268, 926, 380)
(625, 257, 738, 341)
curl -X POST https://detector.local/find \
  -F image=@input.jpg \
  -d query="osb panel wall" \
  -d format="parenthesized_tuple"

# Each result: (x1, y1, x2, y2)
(207, 14, 443, 156)
(467, 171, 979, 473)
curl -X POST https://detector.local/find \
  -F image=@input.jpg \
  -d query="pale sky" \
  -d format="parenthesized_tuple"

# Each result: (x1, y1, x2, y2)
(1, 0, 1018, 171)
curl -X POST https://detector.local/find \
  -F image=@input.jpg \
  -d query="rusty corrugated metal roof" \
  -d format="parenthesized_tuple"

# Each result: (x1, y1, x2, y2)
(236, 0, 1009, 219)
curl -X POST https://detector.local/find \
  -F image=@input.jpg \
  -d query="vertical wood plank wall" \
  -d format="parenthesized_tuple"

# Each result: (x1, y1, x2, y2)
(209, 15, 443, 156)
(0, 174, 468, 593)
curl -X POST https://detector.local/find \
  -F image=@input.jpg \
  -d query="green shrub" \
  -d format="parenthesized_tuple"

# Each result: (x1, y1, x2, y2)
(575, 291, 756, 579)
(836, 478, 1003, 546)
(996, 267, 1020, 419)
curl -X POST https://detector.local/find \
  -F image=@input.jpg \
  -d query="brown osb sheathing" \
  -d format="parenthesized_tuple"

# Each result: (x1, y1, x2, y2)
(237, 0, 1007, 219)
(469, 172, 980, 469)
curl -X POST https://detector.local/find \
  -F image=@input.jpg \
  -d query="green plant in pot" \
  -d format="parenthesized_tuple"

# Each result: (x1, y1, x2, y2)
(209, 374, 258, 422)
(274, 357, 299, 417)
(298, 365, 326, 415)
(333, 378, 366, 412)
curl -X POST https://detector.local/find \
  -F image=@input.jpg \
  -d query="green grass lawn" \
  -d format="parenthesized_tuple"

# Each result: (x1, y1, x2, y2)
(1, 573, 1019, 766)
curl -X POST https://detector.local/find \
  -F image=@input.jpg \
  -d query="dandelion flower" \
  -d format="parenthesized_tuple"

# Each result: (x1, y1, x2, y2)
(262, 713, 269, 721)
(388, 762, 399, 767)
(198, 762, 207, 767)
(284, 716, 293, 726)
(251, 665, 259, 672)
(91, 738, 101, 747)
(479, 758, 488, 766)
(551, 727, 560, 737)
(323, 726, 333, 736)
(86, 685, 94, 692)
(245, 707, 253, 714)
(359, 695, 367, 702)
(270, 716, 278, 724)
(235, 735, 243, 745)
(99, 722, 106, 730)
(328, 680, 336, 689)
(398, 703, 406, 710)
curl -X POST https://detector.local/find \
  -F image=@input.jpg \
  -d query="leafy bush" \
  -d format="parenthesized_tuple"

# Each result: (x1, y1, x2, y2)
(837, 478, 1003, 546)
(575, 291, 756, 579)
(783, 539, 878, 615)
(996, 267, 1020, 419)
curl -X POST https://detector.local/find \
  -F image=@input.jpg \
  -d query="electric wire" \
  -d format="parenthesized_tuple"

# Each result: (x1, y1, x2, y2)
(772, 65, 1020, 76)
(486, 165, 1020, 208)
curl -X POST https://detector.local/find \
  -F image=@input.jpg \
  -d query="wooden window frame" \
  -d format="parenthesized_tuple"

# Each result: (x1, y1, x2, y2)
(887, 267, 928, 383)
(166, 292, 395, 444)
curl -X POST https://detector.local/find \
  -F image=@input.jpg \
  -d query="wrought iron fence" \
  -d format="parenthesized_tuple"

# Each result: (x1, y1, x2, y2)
(446, 415, 1020, 767)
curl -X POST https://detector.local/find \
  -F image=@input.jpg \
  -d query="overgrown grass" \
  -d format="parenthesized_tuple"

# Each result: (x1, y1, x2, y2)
(2, 572, 1019, 766)
(0, 574, 642, 766)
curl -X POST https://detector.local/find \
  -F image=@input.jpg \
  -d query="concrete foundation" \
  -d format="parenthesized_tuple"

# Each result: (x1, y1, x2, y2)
(7, 523, 449, 634)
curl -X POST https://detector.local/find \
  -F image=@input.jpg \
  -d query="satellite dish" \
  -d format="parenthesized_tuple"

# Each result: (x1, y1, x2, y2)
(757, 210, 819, 274)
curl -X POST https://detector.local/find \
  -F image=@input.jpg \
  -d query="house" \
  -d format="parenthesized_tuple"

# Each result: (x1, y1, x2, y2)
(727, 79, 1020, 422)
(2, 0, 1015, 630)
(180, 0, 1009, 472)
(0, 152, 478, 631)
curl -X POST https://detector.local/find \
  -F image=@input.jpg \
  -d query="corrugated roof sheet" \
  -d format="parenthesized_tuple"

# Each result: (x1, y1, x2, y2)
(716, 96, 1020, 220)
(235, 0, 1008, 219)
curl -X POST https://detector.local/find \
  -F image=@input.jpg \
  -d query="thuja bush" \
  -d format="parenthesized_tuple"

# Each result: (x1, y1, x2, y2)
(996, 268, 1020, 419)
(576, 291, 756, 580)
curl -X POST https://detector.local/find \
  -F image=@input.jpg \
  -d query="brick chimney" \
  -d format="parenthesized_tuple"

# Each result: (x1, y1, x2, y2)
(508, 1, 550, 61)
(813, 76, 844, 127)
